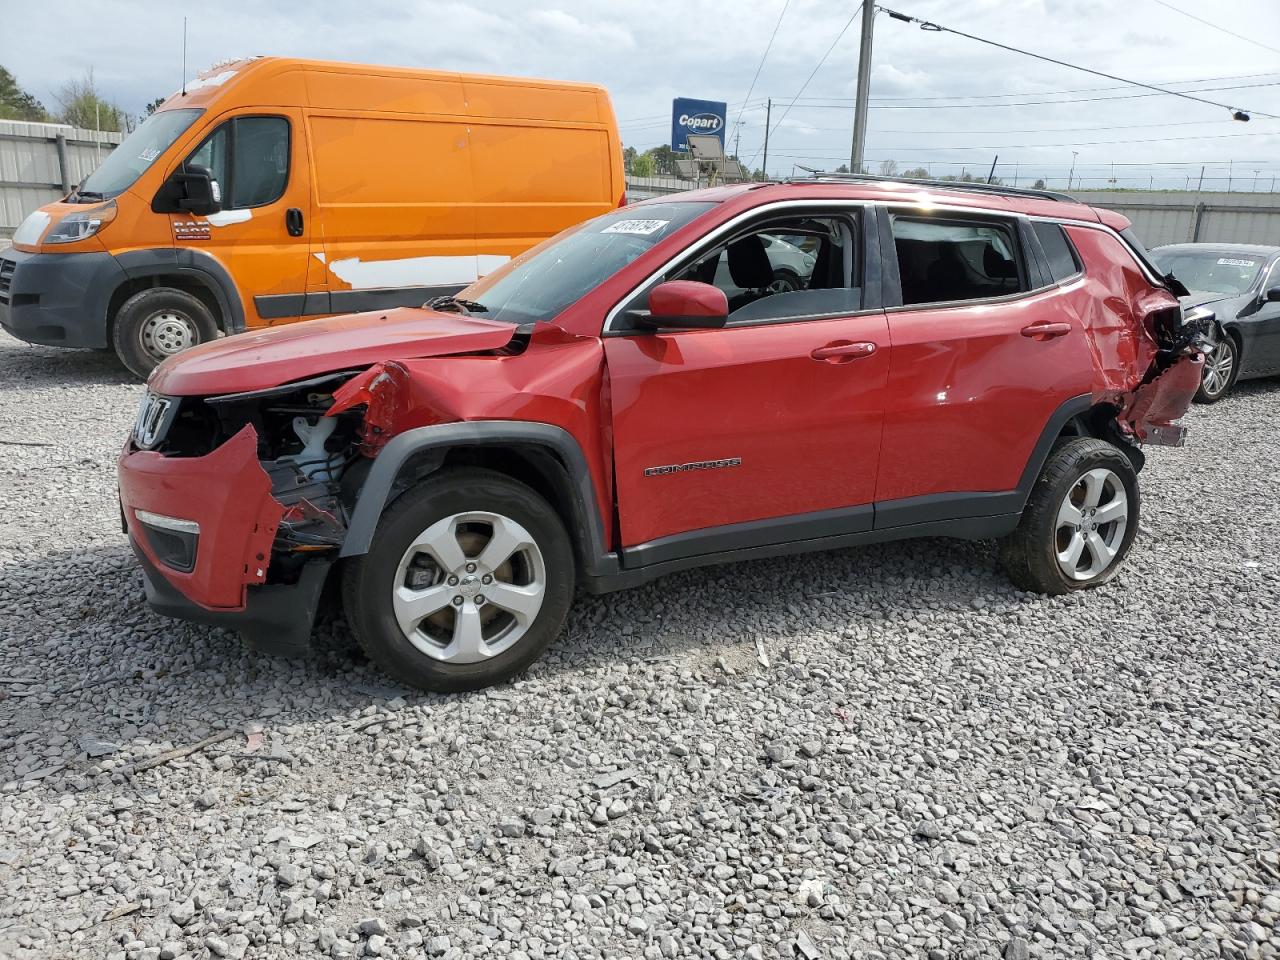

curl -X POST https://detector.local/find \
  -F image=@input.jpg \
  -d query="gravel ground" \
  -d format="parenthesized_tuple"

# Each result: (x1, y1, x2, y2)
(0, 330, 1277, 960)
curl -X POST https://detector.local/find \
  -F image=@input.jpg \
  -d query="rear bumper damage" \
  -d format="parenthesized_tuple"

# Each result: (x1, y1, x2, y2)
(1110, 296, 1214, 447)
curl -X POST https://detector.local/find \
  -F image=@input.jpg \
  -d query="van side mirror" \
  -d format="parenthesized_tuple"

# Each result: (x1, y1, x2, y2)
(1265, 285, 1280, 303)
(632, 280, 728, 330)
(151, 164, 222, 216)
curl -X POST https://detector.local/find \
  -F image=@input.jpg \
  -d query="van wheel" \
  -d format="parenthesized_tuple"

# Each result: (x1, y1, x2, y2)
(342, 468, 575, 692)
(113, 288, 218, 379)
(999, 438, 1140, 595)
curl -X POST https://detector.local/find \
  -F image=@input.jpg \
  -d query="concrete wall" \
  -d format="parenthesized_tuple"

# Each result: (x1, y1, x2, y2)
(624, 178, 1280, 249)
(1073, 191, 1280, 247)
(0, 120, 121, 240)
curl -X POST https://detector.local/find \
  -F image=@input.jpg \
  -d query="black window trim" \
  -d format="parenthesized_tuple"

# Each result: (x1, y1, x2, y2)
(1030, 219, 1085, 287)
(181, 113, 292, 211)
(602, 199, 881, 336)
(881, 207, 1033, 312)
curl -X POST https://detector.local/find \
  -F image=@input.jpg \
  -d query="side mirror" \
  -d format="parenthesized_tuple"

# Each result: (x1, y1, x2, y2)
(633, 280, 728, 330)
(1265, 285, 1280, 303)
(152, 164, 222, 216)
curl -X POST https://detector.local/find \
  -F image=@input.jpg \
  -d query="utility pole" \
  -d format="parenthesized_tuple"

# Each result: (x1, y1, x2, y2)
(1067, 151, 1078, 191)
(849, 0, 875, 174)
(1228, 159, 1233, 192)
(762, 99, 771, 180)
(1197, 165, 1205, 191)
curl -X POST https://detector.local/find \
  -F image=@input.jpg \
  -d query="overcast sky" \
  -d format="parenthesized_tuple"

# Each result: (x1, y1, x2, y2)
(4, 0, 1279, 190)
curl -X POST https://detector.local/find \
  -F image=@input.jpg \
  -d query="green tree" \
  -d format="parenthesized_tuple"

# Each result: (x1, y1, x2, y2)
(0, 65, 50, 121)
(56, 69, 127, 132)
(1032, 178, 1046, 190)
(902, 167, 930, 179)
(878, 159, 899, 176)
(835, 163, 851, 174)
(647, 144, 677, 176)
(631, 152, 656, 177)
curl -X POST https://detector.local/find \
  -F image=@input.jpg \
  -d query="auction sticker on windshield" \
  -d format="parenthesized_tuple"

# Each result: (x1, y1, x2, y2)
(1218, 258, 1258, 267)
(602, 219, 671, 236)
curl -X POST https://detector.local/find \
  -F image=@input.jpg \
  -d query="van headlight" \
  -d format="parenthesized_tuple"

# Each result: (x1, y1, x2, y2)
(44, 200, 117, 244)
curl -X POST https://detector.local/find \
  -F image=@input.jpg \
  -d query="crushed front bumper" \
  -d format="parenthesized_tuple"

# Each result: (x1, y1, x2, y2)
(118, 423, 330, 653)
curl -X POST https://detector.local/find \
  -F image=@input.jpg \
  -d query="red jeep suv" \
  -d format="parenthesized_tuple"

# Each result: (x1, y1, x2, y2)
(117, 177, 1208, 691)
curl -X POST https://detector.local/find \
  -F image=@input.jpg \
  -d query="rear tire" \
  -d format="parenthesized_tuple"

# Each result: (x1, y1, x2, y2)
(1194, 331, 1238, 404)
(999, 438, 1140, 595)
(112, 287, 218, 380)
(342, 468, 575, 692)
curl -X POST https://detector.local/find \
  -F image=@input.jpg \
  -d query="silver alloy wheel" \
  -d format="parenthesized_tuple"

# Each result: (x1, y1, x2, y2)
(391, 511, 546, 664)
(1201, 336, 1235, 398)
(1055, 468, 1129, 580)
(140, 311, 199, 360)
(766, 275, 797, 294)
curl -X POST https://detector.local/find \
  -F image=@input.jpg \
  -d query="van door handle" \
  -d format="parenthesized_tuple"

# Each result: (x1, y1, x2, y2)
(1020, 321, 1071, 340)
(286, 208, 304, 237)
(811, 341, 877, 362)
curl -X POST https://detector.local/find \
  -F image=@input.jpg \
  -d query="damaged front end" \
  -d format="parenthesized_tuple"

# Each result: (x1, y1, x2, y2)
(1111, 298, 1214, 448)
(118, 371, 374, 653)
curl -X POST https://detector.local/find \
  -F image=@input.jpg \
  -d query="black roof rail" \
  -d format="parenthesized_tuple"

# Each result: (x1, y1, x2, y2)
(784, 171, 1077, 203)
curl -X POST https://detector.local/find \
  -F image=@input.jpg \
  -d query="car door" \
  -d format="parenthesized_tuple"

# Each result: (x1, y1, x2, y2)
(602, 207, 891, 561)
(1246, 256, 1280, 374)
(167, 109, 317, 329)
(873, 209, 1091, 519)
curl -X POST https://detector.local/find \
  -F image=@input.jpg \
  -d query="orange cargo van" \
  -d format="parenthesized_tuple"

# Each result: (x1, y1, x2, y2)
(0, 57, 624, 376)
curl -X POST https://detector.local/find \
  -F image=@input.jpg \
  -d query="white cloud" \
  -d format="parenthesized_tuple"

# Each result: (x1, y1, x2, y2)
(3, 0, 1276, 189)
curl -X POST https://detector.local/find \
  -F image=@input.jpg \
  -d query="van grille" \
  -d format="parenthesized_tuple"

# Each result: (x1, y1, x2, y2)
(0, 255, 14, 302)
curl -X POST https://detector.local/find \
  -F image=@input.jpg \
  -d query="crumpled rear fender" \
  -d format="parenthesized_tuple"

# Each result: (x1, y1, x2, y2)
(118, 425, 284, 610)
(1100, 288, 1212, 446)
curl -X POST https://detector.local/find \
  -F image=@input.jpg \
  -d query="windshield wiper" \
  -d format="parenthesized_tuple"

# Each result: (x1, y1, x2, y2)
(68, 188, 106, 203)
(426, 295, 489, 315)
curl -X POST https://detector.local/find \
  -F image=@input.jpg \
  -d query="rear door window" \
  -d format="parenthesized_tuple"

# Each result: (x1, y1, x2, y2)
(891, 216, 1023, 306)
(1033, 222, 1083, 282)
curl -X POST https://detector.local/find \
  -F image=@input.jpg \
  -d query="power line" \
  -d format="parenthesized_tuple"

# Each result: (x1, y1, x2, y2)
(879, 6, 1280, 120)
(771, 126, 1280, 151)
(731, 0, 790, 146)
(747, 6, 863, 168)
(823, 71, 1280, 102)
(1148, 0, 1280, 57)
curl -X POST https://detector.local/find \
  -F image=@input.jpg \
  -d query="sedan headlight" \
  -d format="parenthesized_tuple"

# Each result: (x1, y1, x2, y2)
(43, 200, 116, 244)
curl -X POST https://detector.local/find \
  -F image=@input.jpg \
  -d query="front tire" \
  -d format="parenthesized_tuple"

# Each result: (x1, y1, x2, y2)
(112, 287, 218, 380)
(999, 438, 1140, 595)
(342, 468, 575, 692)
(1194, 332, 1237, 404)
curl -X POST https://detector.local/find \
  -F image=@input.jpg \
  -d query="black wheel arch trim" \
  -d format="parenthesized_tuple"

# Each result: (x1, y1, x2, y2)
(340, 396, 1096, 593)
(113, 248, 245, 334)
(339, 421, 617, 580)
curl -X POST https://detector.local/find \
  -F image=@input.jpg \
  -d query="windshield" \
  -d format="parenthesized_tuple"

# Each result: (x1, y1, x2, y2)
(77, 108, 203, 198)
(460, 201, 717, 323)
(1151, 249, 1265, 296)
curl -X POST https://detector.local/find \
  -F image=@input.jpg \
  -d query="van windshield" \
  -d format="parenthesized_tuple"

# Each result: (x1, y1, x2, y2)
(76, 108, 203, 199)
(459, 201, 717, 324)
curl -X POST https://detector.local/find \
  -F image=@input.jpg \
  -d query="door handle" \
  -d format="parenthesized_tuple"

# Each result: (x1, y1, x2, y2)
(1020, 321, 1071, 340)
(811, 340, 877, 362)
(285, 208, 304, 237)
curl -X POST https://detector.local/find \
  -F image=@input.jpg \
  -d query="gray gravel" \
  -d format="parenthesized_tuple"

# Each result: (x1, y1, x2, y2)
(1, 329, 1278, 960)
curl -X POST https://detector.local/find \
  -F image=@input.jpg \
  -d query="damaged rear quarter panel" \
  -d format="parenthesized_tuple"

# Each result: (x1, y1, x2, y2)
(118, 424, 284, 610)
(1063, 225, 1202, 440)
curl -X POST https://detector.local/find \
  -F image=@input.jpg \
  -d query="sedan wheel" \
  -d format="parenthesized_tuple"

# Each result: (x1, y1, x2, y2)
(1197, 335, 1236, 403)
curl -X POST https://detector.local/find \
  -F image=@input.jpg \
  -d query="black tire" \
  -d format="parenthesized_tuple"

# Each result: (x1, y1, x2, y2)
(999, 438, 1140, 595)
(342, 467, 575, 692)
(768, 268, 801, 293)
(1194, 331, 1238, 404)
(112, 287, 218, 380)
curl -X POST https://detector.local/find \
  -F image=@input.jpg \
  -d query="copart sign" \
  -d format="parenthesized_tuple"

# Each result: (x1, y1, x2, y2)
(671, 97, 727, 153)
